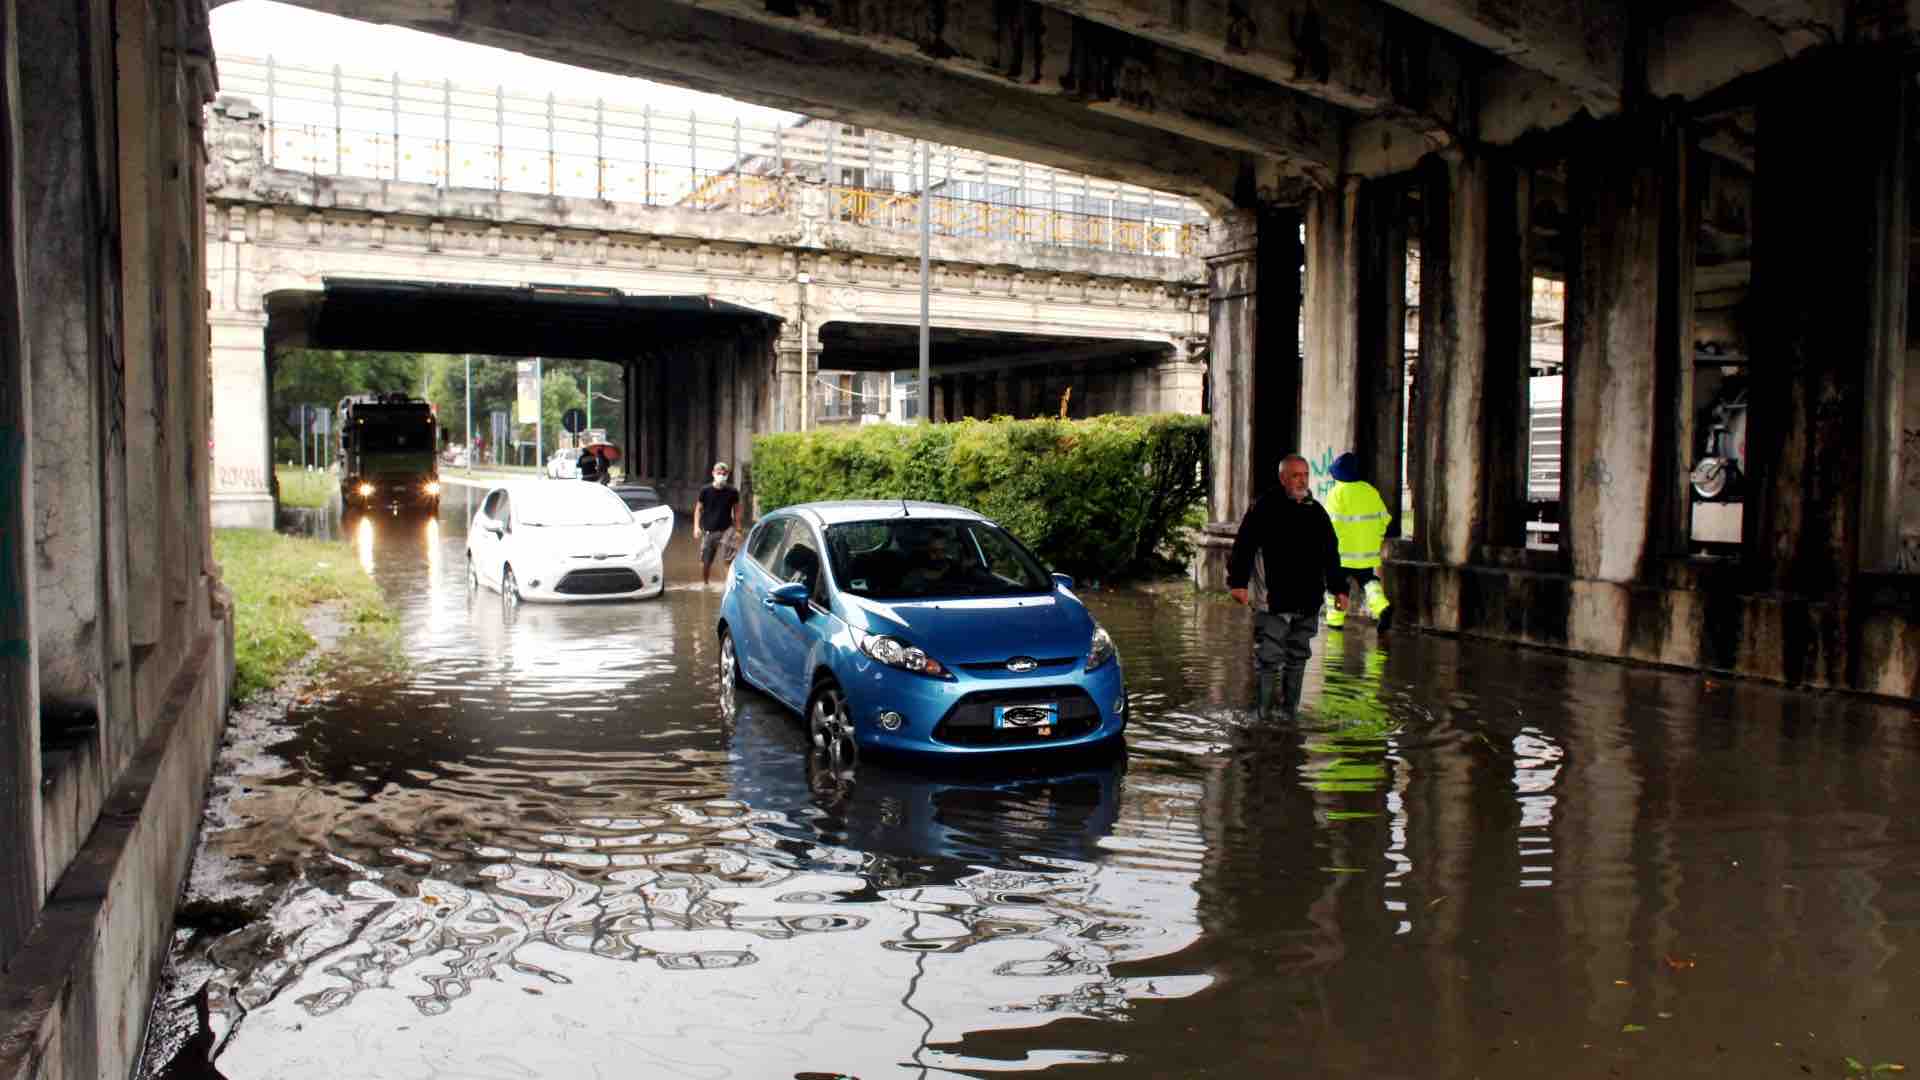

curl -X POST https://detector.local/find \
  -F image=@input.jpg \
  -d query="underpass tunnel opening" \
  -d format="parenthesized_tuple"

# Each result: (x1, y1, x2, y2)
(258, 281, 779, 514)
(802, 322, 1184, 425)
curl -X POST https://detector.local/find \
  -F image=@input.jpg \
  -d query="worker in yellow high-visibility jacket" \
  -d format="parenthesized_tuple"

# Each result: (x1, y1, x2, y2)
(1324, 452, 1393, 632)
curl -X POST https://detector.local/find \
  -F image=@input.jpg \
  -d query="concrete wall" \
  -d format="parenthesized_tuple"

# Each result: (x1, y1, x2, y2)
(0, 3, 235, 1080)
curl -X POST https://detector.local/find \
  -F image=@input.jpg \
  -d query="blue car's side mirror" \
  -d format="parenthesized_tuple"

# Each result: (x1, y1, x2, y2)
(1051, 572, 1075, 590)
(769, 582, 810, 607)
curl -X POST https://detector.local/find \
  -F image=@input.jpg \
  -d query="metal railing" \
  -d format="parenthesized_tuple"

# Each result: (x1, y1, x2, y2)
(217, 54, 1208, 259)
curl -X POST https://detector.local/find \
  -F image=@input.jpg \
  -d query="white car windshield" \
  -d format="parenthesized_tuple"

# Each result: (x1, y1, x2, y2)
(515, 487, 633, 527)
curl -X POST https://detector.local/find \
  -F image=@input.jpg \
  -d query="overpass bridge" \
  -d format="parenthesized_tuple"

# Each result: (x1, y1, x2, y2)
(3, 4, 1920, 1079)
(203, 56, 1212, 526)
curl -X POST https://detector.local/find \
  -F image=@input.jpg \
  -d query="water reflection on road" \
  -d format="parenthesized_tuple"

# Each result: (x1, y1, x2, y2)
(181, 488, 1919, 1079)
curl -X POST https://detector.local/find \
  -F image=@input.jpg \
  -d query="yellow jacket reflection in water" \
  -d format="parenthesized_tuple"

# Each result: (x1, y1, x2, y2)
(1323, 452, 1392, 628)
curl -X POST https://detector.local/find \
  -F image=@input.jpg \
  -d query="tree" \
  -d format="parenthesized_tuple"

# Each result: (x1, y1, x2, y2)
(270, 350, 426, 465)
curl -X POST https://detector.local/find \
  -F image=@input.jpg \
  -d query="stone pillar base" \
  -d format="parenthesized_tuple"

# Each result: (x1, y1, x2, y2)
(211, 492, 274, 530)
(1380, 557, 1918, 700)
(1191, 522, 1238, 591)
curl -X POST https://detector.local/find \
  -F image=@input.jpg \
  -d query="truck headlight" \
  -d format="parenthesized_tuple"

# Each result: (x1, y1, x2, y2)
(356, 482, 374, 497)
(424, 481, 441, 496)
(1084, 625, 1117, 671)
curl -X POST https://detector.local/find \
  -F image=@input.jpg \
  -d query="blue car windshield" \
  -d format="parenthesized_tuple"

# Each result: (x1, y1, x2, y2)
(825, 519, 1053, 599)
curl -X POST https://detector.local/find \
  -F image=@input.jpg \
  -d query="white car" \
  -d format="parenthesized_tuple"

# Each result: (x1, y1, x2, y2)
(466, 482, 673, 603)
(545, 452, 580, 479)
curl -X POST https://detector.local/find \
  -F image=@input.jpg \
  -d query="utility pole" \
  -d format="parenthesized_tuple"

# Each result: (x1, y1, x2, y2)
(464, 354, 473, 474)
(534, 356, 544, 468)
(587, 373, 593, 430)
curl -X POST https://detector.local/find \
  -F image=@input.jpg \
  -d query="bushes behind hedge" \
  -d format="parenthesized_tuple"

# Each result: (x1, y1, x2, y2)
(752, 414, 1208, 580)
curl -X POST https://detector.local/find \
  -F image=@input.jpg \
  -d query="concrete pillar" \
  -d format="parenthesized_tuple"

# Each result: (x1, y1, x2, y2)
(209, 311, 273, 528)
(116, 0, 162, 652)
(1302, 180, 1362, 493)
(1410, 150, 1520, 566)
(1304, 178, 1410, 508)
(0, 0, 41, 971)
(1747, 50, 1909, 589)
(1205, 206, 1303, 526)
(1564, 111, 1695, 584)
(20, 0, 109, 718)
(1156, 337, 1207, 416)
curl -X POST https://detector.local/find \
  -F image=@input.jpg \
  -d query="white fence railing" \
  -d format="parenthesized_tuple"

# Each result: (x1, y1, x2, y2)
(217, 54, 1210, 258)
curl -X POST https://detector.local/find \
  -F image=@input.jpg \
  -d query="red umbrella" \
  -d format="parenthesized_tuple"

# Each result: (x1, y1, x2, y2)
(581, 442, 622, 463)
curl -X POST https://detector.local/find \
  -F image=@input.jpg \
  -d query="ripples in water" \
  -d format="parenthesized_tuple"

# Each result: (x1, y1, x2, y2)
(162, 500, 1920, 1080)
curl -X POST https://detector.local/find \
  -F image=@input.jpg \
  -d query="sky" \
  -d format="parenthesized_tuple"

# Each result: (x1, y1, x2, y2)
(210, 1, 798, 126)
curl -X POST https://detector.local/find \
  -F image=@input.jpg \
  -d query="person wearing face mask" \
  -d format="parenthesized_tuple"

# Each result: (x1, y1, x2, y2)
(694, 462, 741, 586)
(1225, 453, 1347, 718)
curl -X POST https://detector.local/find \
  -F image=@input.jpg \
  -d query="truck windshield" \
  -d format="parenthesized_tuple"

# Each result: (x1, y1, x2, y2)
(358, 416, 432, 452)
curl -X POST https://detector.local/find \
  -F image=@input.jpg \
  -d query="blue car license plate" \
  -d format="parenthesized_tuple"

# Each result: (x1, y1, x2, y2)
(994, 703, 1057, 732)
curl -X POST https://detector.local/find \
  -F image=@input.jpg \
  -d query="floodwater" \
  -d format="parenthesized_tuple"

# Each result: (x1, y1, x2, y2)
(150, 485, 1920, 1079)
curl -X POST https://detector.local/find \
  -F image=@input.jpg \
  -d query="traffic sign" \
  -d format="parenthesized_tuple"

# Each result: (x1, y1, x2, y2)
(562, 407, 587, 434)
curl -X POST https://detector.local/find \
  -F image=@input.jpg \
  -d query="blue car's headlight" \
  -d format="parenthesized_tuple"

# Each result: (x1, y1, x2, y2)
(854, 627, 951, 678)
(1085, 624, 1117, 671)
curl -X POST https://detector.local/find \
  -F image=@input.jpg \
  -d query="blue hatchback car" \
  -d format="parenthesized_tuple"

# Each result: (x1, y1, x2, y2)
(717, 501, 1126, 766)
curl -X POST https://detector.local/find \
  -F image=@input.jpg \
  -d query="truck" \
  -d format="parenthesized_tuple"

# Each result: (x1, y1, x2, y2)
(337, 392, 444, 513)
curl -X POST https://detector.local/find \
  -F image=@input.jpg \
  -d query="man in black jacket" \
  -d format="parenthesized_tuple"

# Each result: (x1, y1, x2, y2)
(1227, 453, 1348, 717)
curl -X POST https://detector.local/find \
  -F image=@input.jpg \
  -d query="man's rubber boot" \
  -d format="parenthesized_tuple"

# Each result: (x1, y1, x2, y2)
(1324, 592, 1346, 630)
(1279, 666, 1307, 719)
(1254, 674, 1280, 718)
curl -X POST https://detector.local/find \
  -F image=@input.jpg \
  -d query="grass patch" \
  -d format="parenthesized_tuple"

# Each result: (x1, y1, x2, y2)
(274, 467, 334, 509)
(214, 529, 396, 702)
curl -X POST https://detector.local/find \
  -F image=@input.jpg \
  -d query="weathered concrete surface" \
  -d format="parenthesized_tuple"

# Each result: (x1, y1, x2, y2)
(1745, 52, 1907, 593)
(0, 3, 235, 1080)
(1564, 112, 1692, 584)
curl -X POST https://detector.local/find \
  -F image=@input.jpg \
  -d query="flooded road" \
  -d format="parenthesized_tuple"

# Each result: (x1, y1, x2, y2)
(155, 486, 1920, 1078)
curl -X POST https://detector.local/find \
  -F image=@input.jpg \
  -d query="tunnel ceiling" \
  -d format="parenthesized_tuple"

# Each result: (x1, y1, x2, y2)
(268, 0, 1854, 207)
(818, 322, 1167, 374)
(268, 280, 777, 359)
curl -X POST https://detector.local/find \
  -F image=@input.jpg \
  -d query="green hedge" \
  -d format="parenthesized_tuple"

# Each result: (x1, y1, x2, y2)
(752, 414, 1209, 581)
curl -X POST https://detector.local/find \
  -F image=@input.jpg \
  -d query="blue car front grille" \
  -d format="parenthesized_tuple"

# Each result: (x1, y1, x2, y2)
(956, 656, 1077, 673)
(933, 687, 1100, 747)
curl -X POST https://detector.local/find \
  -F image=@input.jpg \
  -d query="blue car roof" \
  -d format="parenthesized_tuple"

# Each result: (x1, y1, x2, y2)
(777, 500, 989, 527)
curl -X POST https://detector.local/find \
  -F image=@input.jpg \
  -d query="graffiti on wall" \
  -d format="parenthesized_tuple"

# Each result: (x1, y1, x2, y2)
(1305, 446, 1337, 498)
(216, 464, 267, 493)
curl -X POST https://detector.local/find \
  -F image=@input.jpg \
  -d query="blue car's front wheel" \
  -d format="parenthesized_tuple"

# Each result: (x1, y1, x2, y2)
(807, 679, 858, 776)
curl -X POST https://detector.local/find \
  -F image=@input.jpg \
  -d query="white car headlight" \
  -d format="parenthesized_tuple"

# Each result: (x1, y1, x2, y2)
(1085, 624, 1117, 672)
(424, 481, 441, 496)
(854, 627, 950, 678)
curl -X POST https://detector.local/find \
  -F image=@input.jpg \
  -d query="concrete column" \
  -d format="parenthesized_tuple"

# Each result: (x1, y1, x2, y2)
(209, 311, 273, 528)
(1304, 178, 1410, 508)
(115, 0, 162, 651)
(1747, 50, 1909, 589)
(1302, 180, 1362, 492)
(0, 0, 42, 971)
(1205, 206, 1303, 524)
(1564, 111, 1694, 584)
(1156, 337, 1207, 416)
(20, 0, 107, 716)
(1410, 150, 1515, 566)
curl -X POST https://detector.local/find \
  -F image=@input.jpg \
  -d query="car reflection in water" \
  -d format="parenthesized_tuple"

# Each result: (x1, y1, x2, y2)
(211, 643, 1206, 1079)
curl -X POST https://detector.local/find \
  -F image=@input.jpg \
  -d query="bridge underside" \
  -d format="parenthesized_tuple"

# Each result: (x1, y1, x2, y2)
(4, 3, 1920, 1077)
